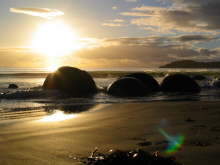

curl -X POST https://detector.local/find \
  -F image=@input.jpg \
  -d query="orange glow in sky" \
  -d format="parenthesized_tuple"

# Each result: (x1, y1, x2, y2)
(31, 20, 84, 70)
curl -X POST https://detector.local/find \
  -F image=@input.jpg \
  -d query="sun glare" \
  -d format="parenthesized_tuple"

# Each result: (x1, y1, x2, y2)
(32, 21, 81, 57)
(39, 111, 76, 122)
(46, 64, 59, 72)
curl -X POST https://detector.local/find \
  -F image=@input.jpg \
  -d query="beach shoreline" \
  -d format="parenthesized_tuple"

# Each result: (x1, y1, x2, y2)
(0, 101, 220, 165)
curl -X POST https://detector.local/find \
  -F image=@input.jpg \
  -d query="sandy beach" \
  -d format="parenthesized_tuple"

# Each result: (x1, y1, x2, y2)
(0, 101, 220, 165)
(1, 0, 220, 164)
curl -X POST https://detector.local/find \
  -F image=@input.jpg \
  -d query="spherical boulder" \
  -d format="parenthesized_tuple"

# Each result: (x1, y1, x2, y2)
(107, 77, 147, 97)
(192, 75, 207, 81)
(124, 72, 160, 92)
(43, 66, 97, 97)
(42, 73, 56, 89)
(8, 84, 18, 89)
(161, 74, 201, 93)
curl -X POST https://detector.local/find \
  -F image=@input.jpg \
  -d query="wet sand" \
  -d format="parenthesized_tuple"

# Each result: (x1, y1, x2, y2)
(0, 101, 220, 165)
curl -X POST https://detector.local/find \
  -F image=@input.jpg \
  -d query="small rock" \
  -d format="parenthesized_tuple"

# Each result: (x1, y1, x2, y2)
(210, 126, 220, 132)
(186, 117, 195, 122)
(8, 84, 18, 89)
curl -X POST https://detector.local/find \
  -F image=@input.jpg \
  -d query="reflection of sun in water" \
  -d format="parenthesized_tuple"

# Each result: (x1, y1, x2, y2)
(31, 21, 83, 71)
(39, 111, 76, 122)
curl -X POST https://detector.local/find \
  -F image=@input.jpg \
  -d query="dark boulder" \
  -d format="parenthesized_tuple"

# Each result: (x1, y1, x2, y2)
(42, 73, 56, 89)
(192, 75, 207, 81)
(107, 77, 147, 97)
(43, 66, 97, 97)
(124, 72, 160, 92)
(8, 84, 18, 89)
(161, 74, 201, 93)
(213, 79, 220, 88)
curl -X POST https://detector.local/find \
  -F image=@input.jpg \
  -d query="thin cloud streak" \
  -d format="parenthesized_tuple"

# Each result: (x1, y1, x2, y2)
(10, 8, 64, 19)
(102, 19, 126, 27)
(102, 23, 124, 27)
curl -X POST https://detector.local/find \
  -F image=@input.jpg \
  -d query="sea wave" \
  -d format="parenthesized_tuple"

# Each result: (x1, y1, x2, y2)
(0, 73, 49, 77)
(0, 84, 220, 102)
(1, 68, 220, 78)
(1, 86, 220, 120)
(1, 70, 220, 121)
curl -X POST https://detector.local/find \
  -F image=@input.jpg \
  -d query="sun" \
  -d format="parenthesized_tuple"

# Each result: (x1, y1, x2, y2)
(46, 64, 59, 72)
(31, 21, 81, 57)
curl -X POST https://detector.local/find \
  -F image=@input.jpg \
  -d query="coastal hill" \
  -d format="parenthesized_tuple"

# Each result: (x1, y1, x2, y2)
(160, 60, 220, 68)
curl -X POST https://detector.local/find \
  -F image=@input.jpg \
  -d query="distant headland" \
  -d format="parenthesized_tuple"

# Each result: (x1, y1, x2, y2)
(160, 60, 220, 68)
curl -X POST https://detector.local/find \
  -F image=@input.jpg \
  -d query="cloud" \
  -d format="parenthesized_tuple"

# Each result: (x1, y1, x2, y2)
(125, 0, 137, 2)
(102, 19, 125, 27)
(1, 35, 220, 68)
(73, 35, 220, 68)
(112, 6, 118, 10)
(102, 34, 217, 46)
(122, 0, 220, 33)
(75, 44, 219, 68)
(10, 8, 64, 19)
(177, 35, 218, 42)
(102, 23, 124, 27)
(0, 48, 45, 67)
(112, 19, 125, 23)
(120, 6, 165, 17)
(120, 12, 150, 17)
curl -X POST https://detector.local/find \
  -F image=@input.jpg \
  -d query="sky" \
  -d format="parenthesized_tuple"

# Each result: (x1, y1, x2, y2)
(1, 0, 220, 69)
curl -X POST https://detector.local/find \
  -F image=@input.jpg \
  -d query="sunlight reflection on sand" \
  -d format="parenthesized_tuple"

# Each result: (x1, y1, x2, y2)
(39, 110, 76, 122)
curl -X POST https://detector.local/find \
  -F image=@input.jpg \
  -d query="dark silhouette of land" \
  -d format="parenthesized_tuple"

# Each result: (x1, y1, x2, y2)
(160, 60, 220, 68)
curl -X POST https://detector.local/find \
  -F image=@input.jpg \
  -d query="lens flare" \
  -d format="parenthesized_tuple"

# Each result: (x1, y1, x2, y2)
(158, 128, 184, 154)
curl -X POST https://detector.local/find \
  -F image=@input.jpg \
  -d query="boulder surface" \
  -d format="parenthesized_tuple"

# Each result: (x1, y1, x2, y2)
(107, 77, 148, 97)
(43, 66, 97, 97)
(161, 74, 201, 93)
(125, 72, 160, 92)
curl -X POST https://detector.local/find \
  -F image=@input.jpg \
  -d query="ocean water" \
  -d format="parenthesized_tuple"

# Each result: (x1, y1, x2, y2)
(1, 67, 220, 121)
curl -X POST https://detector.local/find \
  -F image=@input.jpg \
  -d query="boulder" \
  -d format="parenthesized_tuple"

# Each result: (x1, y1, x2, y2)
(124, 72, 160, 92)
(192, 75, 207, 81)
(107, 77, 147, 97)
(213, 79, 220, 88)
(8, 84, 18, 89)
(42, 73, 56, 89)
(43, 66, 97, 97)
(161, 74, 201, 93)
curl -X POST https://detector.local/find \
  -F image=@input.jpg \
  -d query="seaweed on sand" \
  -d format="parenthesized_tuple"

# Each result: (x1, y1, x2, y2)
(80, 148, 182, 165)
